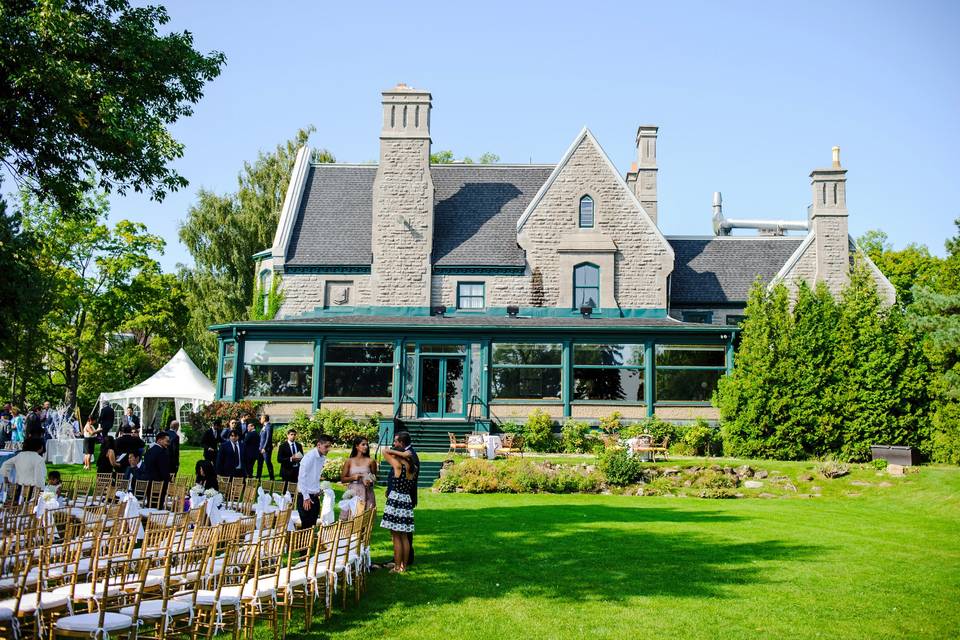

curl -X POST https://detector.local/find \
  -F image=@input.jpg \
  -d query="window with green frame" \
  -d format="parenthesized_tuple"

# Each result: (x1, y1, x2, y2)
(456, 282, 484, 309)
(491, 343, 562, 400)
(242, 341, 313, 398)
(323, 341, 394, 399)
(220, 341, 236, 399)
(573, 263, 600, 309)
(573, 343, 644, 402)
(655, 344, 726, 402)
(681, 310, 712, 324)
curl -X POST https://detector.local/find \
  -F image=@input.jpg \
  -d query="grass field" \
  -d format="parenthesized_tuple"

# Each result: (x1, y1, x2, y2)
(50, 449, 960, 639)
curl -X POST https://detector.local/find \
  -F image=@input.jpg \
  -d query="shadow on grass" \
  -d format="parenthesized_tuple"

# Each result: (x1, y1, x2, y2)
(305, 501, 824, 637)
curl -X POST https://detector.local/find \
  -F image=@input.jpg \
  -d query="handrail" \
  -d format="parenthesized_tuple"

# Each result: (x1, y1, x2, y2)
(467, 394, 504, 432)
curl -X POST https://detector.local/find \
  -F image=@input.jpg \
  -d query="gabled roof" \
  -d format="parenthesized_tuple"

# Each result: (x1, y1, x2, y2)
(432, 165, 553, 266)
(285, 164, 376, 267)
(668, 236, 804, 305)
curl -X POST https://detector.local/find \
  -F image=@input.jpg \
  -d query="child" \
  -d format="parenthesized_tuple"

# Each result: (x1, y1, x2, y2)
(45, 470, 64, 505)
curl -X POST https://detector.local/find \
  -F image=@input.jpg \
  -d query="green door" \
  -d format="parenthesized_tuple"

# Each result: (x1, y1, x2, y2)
(420, 356, 466, 419)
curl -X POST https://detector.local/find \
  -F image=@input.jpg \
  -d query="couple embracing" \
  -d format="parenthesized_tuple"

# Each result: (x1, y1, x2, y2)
(380, 431, 418, 573)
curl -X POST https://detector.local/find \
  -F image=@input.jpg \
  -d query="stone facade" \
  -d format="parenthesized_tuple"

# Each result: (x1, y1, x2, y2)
(277, 273, 372, 318)
(517, 132, 673, 310)
(370, 87, 434, 307)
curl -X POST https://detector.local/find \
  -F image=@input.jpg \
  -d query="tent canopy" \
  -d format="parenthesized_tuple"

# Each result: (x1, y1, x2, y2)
(99, 348, 215, 428)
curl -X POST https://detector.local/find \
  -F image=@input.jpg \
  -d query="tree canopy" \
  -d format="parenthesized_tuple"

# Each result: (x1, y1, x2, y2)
(0, 0, 225, 215)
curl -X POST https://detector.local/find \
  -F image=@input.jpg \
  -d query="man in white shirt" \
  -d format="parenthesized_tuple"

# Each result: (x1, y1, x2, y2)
(0, 438, 48, 487)
(296, 434, 334, 529)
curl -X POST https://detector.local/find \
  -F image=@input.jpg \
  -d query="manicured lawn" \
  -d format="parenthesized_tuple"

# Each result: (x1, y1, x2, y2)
(50, 450, 960, 639)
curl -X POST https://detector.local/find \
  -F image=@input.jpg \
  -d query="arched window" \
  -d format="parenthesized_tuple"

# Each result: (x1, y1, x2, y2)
(259, 270, 270, 314)
(573, 263, 600, 309)
(579, 195, 595, 228)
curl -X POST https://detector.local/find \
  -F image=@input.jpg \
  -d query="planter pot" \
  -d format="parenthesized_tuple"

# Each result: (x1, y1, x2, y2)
(870, 445, 921, 466)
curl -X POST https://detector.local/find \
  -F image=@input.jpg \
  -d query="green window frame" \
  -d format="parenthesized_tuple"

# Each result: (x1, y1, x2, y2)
(682, 311, 713, 324)
(242, 340, 314, 398)
(322, 341, 395, 400)
(573, 263, 600, 309)
(456, 282, 485, 310)
(725, 314, 746, 326)
(220, 341, 236, 400)
(579, 195, 595, 228)
(572, 343, 645, 403)
(490, 342, 563, 401)
(654, 344, 726, 403)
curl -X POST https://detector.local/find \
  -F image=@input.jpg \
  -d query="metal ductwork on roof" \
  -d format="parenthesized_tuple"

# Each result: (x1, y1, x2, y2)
(711, 192, 808, 236)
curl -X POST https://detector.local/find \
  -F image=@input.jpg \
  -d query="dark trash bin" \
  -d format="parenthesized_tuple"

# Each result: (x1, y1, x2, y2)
(870, 445, 921, 466)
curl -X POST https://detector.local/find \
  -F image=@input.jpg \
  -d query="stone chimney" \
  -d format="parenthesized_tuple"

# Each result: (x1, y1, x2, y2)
(809, 146, 850, 295)
(630, 125, 659, 225)
(371, 84, 434, 307)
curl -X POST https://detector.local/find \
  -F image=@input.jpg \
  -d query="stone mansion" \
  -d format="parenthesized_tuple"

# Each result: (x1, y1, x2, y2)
(212, 84, 893, 445)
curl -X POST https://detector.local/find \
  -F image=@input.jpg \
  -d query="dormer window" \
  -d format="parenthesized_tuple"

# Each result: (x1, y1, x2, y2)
(574, 263, 600, 309)
(579, 195, 595, 228)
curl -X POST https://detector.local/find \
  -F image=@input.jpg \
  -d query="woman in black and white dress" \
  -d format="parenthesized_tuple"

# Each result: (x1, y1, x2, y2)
(380, 446, 417, 572)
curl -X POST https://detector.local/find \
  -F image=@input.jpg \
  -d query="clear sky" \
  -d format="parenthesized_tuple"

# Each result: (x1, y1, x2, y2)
(110, 0, 960, 271)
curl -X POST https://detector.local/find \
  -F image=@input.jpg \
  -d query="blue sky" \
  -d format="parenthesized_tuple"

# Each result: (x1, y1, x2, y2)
(110, 0, 959, 271)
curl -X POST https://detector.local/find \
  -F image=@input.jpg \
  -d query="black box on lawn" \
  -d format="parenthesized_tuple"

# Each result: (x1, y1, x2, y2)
(870, 445, 922, 466)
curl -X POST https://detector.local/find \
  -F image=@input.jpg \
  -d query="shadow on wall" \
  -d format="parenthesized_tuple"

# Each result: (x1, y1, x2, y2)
(322, 502, 823, 633)
(433, 182, 523, 263)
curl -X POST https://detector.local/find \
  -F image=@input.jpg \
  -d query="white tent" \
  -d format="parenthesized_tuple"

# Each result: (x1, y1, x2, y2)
(99, 348, 215, 429)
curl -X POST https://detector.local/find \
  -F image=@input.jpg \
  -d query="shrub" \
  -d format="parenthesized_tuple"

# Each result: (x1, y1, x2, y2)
(338, 412, 381, 447)
(817, 458, 850, 479)
(596, 447, 640, 486)
(691, 469, 736, 489)
(321, 457, 344, 481)
(683, 419, 716, 456)
(560, 419, 590, 453)
(185, 400, 263, 446)
(524, 409, 556, 452)
(870, 457, 889, 470)
(643, 475, 681, 496)
(599, 411, 623, 435)
(437, 458, 604, 494)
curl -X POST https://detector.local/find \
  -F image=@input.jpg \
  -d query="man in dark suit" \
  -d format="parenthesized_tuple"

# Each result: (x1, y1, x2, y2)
(241, 422, 259, 478)
(123, 451, 145, 487)
(256, 414, 275, 480)
(142, 432, 171, 482)
(216, 429, 245, 478)
(276, 429, 303, 483)
(98, 401, 115, 437)
(386, 431, 420, 565)
(201, 420, 221, 463)
(166, 420, 181, 477)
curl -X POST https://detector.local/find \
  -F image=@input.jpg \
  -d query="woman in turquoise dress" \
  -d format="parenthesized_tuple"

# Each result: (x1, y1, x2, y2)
(10, 408, 24, 444)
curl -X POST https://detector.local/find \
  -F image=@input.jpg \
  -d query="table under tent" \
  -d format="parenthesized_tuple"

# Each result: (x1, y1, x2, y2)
(97, 348, 215, 433)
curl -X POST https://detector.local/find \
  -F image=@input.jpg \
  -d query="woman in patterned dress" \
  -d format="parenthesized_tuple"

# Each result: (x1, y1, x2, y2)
(380, 445, 417, 572)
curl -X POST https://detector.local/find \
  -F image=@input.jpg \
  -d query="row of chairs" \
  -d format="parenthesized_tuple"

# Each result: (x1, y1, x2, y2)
(0, 477, 378, 639)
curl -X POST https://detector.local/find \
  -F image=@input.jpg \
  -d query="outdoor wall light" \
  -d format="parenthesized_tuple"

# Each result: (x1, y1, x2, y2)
(432, 305, 447, 317)
(580, 306, 593, 318)
(506, 305, 520, 317)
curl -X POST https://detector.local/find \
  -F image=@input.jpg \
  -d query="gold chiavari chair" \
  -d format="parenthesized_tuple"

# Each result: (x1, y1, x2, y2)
(277, 527, 315, 637)
(354, 507, 377, 599)
(311, 520, 341, 622)
(0, 551, 55, 638)
(332, 516, 359, 609)
(52, 556, 151, 640)
(127, 545, 209, 640)
(52, 525, 137, 610)
(240, 533, 286, 640)
(177, 541, 254, 640)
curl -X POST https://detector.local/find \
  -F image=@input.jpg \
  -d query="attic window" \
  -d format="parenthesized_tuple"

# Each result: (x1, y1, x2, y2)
(579, 195, 595, 228)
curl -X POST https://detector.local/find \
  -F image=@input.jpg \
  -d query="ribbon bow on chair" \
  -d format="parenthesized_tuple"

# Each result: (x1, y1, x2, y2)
(320, 489, 335, 526)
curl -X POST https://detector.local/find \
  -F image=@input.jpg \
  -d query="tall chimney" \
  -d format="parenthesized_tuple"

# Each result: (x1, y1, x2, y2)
(809, 146, 849, 295)
(370, 84, 434, 307)
(634, 125, 659, 225)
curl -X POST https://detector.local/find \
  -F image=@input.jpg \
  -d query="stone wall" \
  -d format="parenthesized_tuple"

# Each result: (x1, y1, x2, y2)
(571, 404, 647, 419)
(813, 216, 850, 296)
(430, 274, 530, 309)
(371, 138, 433, 307)
(518, 135, 672, 309)
(320, 401, 393, 417)
(491, 403, 565, 419)
(277, 274, 372, 318)
(654, 406, 720, 420)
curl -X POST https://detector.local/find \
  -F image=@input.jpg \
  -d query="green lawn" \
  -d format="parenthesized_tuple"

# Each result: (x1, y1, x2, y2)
(51, 450, 960, 639)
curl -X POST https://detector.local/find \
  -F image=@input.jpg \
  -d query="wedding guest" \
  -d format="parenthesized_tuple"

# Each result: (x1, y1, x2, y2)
(296, 434, 333, 529)
(143, 432, 170, 482)
(194, 459, 219, 492)
(277, 429, 304, 483)
(201, 419, 221, 462)
(256, 414, 275, 480)
(0, 438, 47, 487)
(166, 420, 181, 476)
(98, 401, 115, 437)
(82, 417, 100, 470)
(115, 425, 145, 462)
(341, 436, 378, 509)
(25, 406, 44, 440)
(123, 451, 144, 485)
(216, 429, 245, 479)
(46, 470, 62, 496)
(380, 438, 417, 573)
(9, 407, 24, 443)
(242, 421, 259, 477)
(220, 419, 236, 442)
(121, 406, 140, 432)
(96, 436, 119, 475)
(386, 431, 420, 565)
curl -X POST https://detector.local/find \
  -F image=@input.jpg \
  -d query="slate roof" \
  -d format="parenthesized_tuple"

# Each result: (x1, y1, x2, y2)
(285, 165, 376, 266)
(284, 163, 553, 268)
(667, 236, 804, 305)
(225, 314, 705, 330)
(432, 165, 553, 266)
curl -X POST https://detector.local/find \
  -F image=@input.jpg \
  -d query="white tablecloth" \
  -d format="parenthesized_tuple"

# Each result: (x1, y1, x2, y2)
(468, 434, 502, 460)
(625, 437, 653, 462)
(46, 439, 84, 464)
